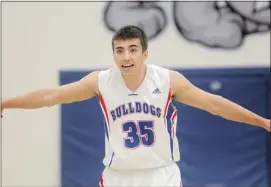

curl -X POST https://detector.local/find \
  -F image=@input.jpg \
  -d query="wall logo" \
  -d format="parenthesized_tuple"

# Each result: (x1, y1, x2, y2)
(103, 1, 270, 49)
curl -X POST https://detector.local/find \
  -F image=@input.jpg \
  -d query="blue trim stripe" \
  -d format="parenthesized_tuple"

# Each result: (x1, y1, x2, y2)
(109, 152, 115, 167)
(128, 93, 138, 96)
(166, 101, 175, 160)
(102, 116, 109, 141)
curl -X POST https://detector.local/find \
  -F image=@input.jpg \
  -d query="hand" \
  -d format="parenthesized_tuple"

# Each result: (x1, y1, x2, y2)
(264, 119, 270, 132)
(1, 106, 3, 118)
(1, 102, 4, 118)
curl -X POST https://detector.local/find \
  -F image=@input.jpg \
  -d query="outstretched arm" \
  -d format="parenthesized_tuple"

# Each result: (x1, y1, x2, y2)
(1, 71, 100, 112)
(170, 70, 270, 132)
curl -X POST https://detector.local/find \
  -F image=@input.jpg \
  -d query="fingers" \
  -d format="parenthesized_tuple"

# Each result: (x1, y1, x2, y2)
(266, 120, 271, 132)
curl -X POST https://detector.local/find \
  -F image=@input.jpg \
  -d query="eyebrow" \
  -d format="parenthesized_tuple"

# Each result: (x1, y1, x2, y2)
(115, 45, 139, 50)
(129, 45, 139, 48)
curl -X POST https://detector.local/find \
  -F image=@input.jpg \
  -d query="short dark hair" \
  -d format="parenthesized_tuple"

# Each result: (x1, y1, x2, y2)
(112, 25, 148, 52)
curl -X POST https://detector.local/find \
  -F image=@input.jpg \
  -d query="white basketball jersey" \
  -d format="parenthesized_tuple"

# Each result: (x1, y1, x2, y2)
(98, 64, 180, 170)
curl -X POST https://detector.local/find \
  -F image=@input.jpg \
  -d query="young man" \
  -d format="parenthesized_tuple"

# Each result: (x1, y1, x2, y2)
(1, 25, 270, 187)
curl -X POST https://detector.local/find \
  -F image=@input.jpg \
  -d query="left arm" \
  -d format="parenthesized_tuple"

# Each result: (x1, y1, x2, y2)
(170, 70, 270, 132)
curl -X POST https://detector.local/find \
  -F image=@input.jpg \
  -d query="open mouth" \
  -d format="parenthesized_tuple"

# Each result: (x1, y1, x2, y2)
(121, 64, 134, 69)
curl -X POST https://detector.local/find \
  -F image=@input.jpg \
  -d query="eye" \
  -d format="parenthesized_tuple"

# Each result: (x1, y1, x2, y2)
(116, 49, 123, 54)
(130, 48, 137, 53)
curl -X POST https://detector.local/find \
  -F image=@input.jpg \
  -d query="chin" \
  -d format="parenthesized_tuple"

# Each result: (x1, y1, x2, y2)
(119, 67, 137, 75)
(121, 70, 136, 75)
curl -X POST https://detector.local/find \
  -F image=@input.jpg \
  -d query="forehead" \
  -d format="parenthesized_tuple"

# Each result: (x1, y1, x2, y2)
(113, 38, 141, 49)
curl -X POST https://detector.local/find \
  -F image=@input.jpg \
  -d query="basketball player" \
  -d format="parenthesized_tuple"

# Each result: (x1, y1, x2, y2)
(1, 25, 270, 187)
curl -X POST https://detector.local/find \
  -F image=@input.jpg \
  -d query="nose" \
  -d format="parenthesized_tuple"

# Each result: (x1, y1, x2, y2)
(123, 51, 131, 60)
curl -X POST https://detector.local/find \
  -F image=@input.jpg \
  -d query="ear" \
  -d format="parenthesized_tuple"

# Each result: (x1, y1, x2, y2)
(143, 50, 148, 60)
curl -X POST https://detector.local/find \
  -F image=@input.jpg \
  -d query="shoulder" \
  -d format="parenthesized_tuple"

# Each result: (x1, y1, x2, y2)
(98, 66, 119, 83)
(79, 71, 101, 94)
(147, 64, 178, 77)
(147, 64, 170, 79)
(148, 64, 169, 71)
(80, 67, 115, 94)
(169, 70, 192, 96)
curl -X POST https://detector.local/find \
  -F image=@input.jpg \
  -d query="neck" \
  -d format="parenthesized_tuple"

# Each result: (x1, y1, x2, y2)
(122, 65, 147, 92)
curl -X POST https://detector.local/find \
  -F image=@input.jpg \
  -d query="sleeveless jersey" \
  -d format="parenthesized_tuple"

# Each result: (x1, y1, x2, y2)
(98, 64, 180, 170)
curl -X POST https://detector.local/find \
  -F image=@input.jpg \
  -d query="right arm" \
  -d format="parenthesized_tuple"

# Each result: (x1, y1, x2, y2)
(1, 71, 100, 111)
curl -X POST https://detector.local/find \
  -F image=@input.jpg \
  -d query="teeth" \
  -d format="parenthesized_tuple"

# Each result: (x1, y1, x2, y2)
(122, 64, 132, 67)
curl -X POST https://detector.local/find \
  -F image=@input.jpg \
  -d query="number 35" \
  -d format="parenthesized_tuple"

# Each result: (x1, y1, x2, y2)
(122, 121, 155, 149)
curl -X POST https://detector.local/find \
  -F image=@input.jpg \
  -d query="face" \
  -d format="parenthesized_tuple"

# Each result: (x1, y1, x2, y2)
(113, 38, 148, 75)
